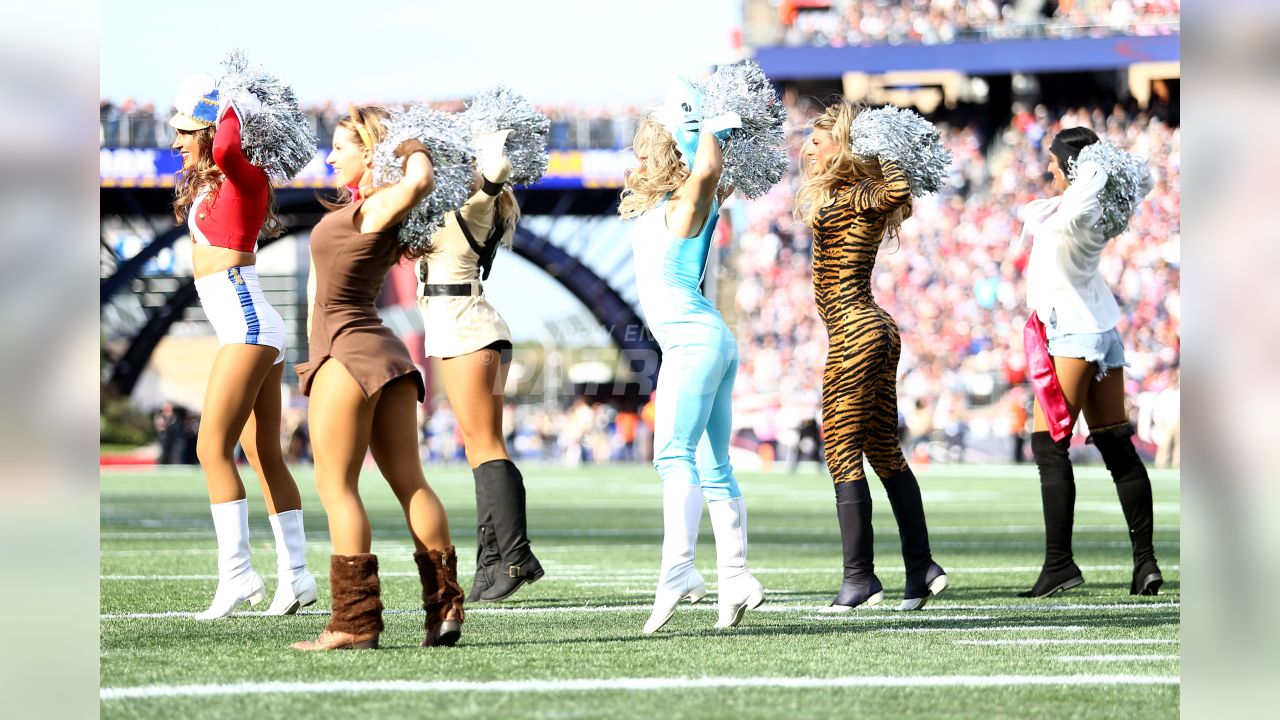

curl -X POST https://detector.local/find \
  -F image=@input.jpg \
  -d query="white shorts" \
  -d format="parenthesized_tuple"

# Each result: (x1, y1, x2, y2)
(194, 265, 286, 364)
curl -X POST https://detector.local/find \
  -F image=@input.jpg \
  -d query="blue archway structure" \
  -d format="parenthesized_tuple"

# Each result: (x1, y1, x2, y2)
(101, 198, 659, 397)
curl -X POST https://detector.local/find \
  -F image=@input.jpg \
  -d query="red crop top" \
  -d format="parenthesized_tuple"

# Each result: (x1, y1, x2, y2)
(189, 106, 269, 253)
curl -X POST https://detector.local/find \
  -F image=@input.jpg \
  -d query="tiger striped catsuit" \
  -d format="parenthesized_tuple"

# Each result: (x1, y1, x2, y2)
(812, 160, 912, 485)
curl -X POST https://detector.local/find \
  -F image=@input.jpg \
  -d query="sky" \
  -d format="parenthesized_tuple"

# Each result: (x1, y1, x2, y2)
(100, 0, 744, 107)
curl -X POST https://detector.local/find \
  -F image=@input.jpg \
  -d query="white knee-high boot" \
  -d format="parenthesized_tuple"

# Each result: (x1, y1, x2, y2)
(707, 496, 765, 628)
(196, 499, 266, 620)
(643, 482, 707, 634)
(265, 509, 319, 615)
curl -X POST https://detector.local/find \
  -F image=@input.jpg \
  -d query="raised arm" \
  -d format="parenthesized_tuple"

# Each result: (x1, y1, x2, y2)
(1058, 159, 1107, 236)
(457, 129, 513, 224)
(665, 130, 723, 239)
(357, 140, 436, 233)
(211, 105, 268, 192)
(866, 159, 911, 214)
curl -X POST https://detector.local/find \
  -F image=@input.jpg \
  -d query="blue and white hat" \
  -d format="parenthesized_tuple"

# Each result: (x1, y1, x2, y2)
(168, 74, 221, 131)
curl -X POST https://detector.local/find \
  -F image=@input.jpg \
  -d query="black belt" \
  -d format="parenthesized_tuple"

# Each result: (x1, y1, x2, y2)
(422, 283, 482, 297)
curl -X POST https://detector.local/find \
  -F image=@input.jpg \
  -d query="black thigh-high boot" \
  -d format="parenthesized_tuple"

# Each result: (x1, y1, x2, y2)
(1089, 423, 1163, 595)
(1020, 432, 1085, 597)
(475, 459, 544, 602)
(829, 480, 883, 610)
(881, 468, 948, 610)
(467, 466, 502, 602)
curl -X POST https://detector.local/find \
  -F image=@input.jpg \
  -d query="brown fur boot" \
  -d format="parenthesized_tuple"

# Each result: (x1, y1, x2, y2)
(292, 554, 383, 651)
(414, 546, 465, 647)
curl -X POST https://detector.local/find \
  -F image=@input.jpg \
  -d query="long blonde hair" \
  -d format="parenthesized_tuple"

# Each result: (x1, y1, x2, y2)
(320, 104, 391, 210)
(618, 115, 690, 219)
(172, 126, 284, 239)
(795, 101, 911, 242)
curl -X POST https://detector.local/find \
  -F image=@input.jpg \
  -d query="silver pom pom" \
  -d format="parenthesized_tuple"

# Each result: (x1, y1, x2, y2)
(701, 60, 788, 199)
(372, 104, 476, 254)
(849, 105, 952, 197)
(217, 50, 317, 184)
(462, 86, 550, 187)
(1069, 139, 1154, 239)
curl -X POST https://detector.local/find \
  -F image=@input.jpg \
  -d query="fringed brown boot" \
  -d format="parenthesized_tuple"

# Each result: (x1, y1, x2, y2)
(414, 546, 465, 647)
(292, 554, 383, 651)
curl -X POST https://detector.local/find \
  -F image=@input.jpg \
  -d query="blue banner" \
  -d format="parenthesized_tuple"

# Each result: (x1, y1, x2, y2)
(754, 34, 1180, 79)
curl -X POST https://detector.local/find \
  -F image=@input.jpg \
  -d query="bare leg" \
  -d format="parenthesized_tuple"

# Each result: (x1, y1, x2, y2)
(439, 349, 511, 468)
(197, 344, 280, 504)
(240, 361, 302, 515)
(368, 377, 452, 551)
(1031, 356, 1097, 433)
(308, 360, 377, 555)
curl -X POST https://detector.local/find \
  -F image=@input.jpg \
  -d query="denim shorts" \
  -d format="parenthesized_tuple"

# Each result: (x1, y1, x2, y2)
(1045, 311, 1128, 381)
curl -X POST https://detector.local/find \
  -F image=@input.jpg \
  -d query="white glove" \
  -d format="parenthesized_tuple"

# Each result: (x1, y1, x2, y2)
(703, 111, 742, 143)
(474, 129, 513, 184)
(218, 92, 262, 127)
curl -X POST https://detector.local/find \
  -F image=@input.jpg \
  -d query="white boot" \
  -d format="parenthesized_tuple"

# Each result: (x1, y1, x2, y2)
(643, 482, 707, 635)
(195, 499, 266, 620)
(708, 496, 765, 629)
(265, 509, 319, 616)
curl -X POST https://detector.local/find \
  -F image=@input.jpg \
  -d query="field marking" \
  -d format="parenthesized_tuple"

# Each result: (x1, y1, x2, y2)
(878, 625, 1087, 633)
(957, 639, 1179, 646)
(100, 601, 1178, 621)
(1058, 655, 1180, 662)
(804, 615, 996, 622)
(100, 524, 1181, 541)
(100, 674, 1179, 700)
(99, 540, 1180, 555)
(97, 564, 1181, 577)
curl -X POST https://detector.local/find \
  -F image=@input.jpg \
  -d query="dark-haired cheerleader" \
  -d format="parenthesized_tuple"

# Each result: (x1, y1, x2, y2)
(1017, 126, 1161, 598)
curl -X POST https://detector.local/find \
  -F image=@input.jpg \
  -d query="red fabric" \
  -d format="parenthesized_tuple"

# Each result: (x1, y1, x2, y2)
(1023, 312, 1073, 442)
(194, 106, 269, 252)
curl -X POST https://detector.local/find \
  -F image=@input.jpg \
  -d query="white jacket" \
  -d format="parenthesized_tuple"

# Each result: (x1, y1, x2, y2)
(1020, 161, 1147, 334)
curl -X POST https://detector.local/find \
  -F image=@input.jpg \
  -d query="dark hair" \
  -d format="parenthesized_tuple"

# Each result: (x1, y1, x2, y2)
(1049, 126, 1100, 171)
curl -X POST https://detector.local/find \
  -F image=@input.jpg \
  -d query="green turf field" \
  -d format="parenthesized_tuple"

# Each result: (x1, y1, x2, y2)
(100, 463, 1180, 719)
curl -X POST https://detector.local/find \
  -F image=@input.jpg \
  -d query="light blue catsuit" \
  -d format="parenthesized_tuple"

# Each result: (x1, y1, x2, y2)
(632, 199, 741, 501)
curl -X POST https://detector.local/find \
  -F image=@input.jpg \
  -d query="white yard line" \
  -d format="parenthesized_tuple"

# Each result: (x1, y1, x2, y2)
(878, 625, 1087, 633)
(100, 674, 1179, 700)
(1058, 655, 1180, 662)
(98, 565, 1181, 578)
(957, 639, 1179, 646)
(100, 601, 1177, 621)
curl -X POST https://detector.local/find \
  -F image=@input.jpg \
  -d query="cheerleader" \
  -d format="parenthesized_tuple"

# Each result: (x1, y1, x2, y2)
(795, 101, 948, 611)
(621, 80, 765, 634)
(168, 71, 316, 619)
(1017, 126, 1162, 598)
(417, 129, 544, 602)
(291, 106, 463, 650)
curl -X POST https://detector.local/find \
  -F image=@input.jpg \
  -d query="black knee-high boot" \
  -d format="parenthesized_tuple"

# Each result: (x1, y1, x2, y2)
(467, 467, 503, 602)
(1089, 424, 1163, 595)
(475, 459, 544, 602)
(882, 468, 948, 609)
(831, 480, 883, 610)
(1020, 432, 1085, 598)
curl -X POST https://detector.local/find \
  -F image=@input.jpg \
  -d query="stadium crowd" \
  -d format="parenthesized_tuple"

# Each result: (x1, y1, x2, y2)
(730, 97, 1180, 464)
(100, 98, 644, 151)
(765, 0, 1180, 47)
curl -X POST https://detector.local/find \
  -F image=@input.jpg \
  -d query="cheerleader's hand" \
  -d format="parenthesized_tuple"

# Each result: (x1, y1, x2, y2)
(475, 129, 513, 184)
(702, 111, 742, 145)
(218, 92, 262, 126)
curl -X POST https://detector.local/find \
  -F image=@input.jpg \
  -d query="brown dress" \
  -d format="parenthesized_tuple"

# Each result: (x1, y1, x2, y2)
(296, 198, 425, 401)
